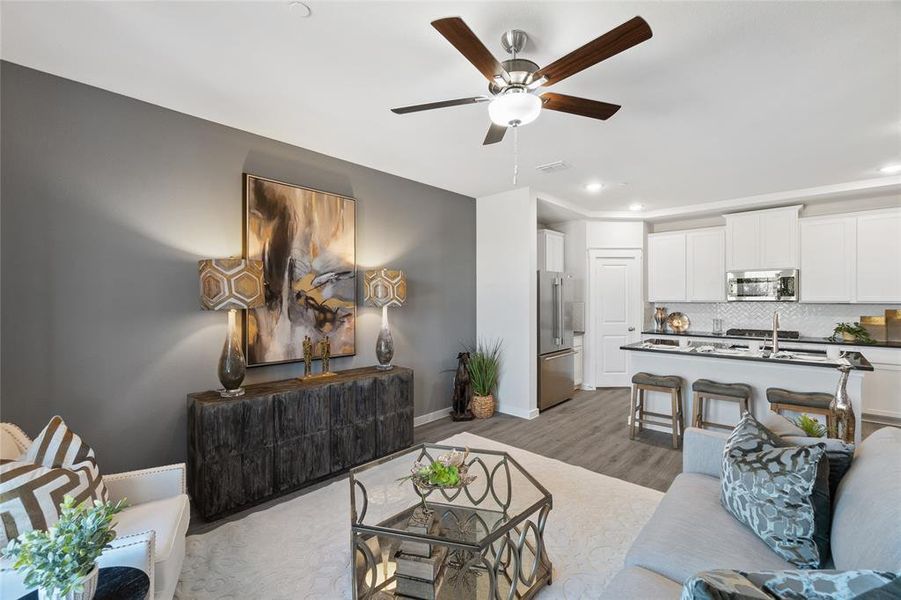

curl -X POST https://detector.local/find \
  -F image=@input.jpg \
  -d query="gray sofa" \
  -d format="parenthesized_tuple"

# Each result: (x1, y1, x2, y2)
(601, 426, 901, 599)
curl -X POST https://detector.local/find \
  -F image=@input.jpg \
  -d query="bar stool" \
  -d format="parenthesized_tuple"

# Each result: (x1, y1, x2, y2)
(766, 388, 836, 434)
(691, 379, 752, 431)
(630, 372, 684, 449)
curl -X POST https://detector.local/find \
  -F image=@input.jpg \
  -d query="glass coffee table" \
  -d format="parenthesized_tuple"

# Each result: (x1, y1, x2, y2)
(349, 443, 553, 599)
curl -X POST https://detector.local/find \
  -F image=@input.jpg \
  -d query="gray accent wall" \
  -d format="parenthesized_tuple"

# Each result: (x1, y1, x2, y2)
(1, 62, 476, 472)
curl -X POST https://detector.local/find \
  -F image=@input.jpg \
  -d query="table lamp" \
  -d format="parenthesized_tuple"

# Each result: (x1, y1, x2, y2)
(198, 258, 265, 396)
(363, 268, 406, 370)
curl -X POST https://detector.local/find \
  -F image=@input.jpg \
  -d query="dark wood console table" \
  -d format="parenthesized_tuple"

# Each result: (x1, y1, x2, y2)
(187, 366, 413, 519)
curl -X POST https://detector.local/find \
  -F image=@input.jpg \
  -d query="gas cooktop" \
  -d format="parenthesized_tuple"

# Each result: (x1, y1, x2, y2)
(725, 328, 800, 339)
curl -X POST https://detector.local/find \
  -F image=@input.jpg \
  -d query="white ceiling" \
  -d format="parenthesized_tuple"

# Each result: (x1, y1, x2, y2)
(2, 1, 900, 215)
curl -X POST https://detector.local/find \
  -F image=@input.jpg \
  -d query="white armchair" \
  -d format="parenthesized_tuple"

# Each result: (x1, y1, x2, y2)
(0, 423, 189, 600)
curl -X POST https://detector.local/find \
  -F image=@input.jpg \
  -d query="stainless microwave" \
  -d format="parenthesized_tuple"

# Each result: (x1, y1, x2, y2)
(726, 269, 799, 302)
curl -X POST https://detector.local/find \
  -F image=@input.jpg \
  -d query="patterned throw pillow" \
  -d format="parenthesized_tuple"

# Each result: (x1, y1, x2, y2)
(1, 416, 109, 544)
(23, 416, 108, 502)
(721, 414, 828, 568)
(682, 568, 900, 600)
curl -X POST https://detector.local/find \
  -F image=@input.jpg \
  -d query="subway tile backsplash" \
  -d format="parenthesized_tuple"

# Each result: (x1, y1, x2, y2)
(651, 303, 901, 338)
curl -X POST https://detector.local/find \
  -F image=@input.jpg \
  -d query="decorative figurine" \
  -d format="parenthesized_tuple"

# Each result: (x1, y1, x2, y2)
(654, 307, 668, 332)
(302, 335, 313, 378)
(319, 336, 331, 374)
(830, 364, 856, 443)
(450, 352, 474, 421)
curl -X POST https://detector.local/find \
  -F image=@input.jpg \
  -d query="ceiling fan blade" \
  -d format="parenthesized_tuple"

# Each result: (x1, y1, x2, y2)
(432, 17, 509, 82)
(541, 93, 621, 120)
(483, 122, 507, 145)
(391, 97, 488, 114)
(534, 16, 652, 87)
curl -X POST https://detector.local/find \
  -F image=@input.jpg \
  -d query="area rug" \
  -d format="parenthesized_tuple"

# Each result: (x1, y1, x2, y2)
(175, 432, 663, 599)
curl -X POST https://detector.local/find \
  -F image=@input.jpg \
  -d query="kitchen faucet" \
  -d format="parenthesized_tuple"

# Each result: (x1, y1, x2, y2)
(771, 311, 780, 355)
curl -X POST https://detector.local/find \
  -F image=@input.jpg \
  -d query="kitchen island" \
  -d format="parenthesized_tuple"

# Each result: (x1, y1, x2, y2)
(621, 339, 871, 443)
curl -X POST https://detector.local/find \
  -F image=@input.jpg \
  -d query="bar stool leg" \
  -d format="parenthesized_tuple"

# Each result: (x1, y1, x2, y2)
(692, 392, 703, 429)
(629, 385, 638, 440)
(637, 389, 645, 433)
(670, 389, 680, 449)
(739, 398, 749, 418)
(677, 388, 685, 444)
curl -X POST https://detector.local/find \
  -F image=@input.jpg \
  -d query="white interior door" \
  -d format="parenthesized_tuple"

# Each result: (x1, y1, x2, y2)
(591, 252, 641, 387)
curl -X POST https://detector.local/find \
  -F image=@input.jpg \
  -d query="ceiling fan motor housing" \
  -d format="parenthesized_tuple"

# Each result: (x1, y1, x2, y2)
(488, 58, 540, 94)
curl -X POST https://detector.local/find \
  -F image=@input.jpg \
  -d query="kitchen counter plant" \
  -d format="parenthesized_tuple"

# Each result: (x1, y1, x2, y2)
(467, 338, 502, 419)
(828, 322, 876, 345)
(3, 496, 126, 600)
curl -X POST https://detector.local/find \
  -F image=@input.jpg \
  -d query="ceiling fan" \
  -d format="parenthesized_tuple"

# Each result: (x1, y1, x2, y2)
(391, 16, 653, 145)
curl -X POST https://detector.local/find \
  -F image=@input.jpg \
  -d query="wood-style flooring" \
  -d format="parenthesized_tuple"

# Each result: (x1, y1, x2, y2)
(416, 388, 683, 493)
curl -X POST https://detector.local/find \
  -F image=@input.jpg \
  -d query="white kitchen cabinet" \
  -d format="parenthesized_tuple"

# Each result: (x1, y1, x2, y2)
(538, 229, 565, 272)
(686, 227, 726, 301)
(648, 232, 687, 301)
(800, 215, 856, 302)
(725, 205, 800, 270)
(573, 334, 583, 388)
(856, 211, 901, 302)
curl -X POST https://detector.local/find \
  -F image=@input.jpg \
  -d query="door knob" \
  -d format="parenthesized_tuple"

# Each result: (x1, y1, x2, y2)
(628, 327, 635, 332)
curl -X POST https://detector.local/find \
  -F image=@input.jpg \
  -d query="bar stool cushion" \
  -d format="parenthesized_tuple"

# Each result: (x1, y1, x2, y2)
(766, 388, 833, 409)
(632, 372, 682, 389)
(692, 379, 752, 399)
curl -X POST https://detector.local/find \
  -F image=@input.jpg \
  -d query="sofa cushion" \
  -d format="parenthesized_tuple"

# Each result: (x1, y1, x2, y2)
(721, 414, 829, 568)
(831, 426, 901, 571)
(626, 473, 794, 583)
(601, 566, 682, 600)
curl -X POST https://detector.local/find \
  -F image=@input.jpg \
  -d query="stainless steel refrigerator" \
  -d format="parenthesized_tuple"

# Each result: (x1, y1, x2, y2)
(538, 271, 575, 411)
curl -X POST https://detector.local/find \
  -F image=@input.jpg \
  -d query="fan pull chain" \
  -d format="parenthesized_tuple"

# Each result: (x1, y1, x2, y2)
(513, 126, 519, 185)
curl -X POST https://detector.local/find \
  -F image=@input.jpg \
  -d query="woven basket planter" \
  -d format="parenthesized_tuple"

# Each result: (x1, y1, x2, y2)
(471, 394, 495, 419)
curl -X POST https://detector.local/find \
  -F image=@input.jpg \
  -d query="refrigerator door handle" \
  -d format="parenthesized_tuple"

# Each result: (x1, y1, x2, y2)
(541, 350, 576, 361)
(553, 277, 561, 346)
(557, 278, 565, 346)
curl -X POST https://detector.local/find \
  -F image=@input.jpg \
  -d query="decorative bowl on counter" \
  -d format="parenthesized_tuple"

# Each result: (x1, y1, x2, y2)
(667, 312, 691, 333)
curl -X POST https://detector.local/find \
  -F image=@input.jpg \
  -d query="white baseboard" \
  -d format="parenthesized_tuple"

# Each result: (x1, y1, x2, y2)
(496, 404, 540, 420)
(413, 407, 450, 427)
(863, 408, 901, 421)
(580, 384, 596, 391)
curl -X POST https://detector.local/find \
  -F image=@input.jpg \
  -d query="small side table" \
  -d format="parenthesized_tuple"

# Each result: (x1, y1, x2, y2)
(18, 567, 150, 600)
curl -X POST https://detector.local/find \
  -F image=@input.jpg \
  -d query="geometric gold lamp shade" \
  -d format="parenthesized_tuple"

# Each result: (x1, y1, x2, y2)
(198, 257, 265, 397)
(198, 258, 265, 311)
(363, 268, 407, 308)
(363, 268, 407, 370)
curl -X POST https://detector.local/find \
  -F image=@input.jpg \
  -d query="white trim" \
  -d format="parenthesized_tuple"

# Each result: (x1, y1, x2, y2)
(496, 403, 540, 420)
(534, 176, 901, 222)
(413, 408, 450, 427)
(863, 408, 901, 420)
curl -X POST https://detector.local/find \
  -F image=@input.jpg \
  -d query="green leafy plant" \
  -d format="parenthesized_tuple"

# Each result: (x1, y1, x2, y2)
(3, 496, 126, 597)
(794, 414, 827, 438)
(828, 322, 876, 344)
(466, 338, 502, 397)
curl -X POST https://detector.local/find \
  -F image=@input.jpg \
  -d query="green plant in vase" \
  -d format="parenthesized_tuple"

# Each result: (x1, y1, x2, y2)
(3, 496, 126, 600)
(398, 448, 475, 511)
(466, 338, 502, 418)
(794, 414, 827, 438)
(828, 322, 876, 344)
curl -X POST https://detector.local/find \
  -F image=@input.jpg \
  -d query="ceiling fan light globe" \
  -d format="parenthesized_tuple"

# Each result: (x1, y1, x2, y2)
(488, 93, 541, 127)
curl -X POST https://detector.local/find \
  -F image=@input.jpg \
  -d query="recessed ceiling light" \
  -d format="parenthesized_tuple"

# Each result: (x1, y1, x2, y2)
(288, 1, 312, 17)
(584, 182, 604, 193)
(879, 164, 901, 174)
(629, 203, 644, 211)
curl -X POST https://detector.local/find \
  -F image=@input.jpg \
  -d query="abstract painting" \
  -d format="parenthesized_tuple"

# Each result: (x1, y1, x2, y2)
(243, 174, 355, 366)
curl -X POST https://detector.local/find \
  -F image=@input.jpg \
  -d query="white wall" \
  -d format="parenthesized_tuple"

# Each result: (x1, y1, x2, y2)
(587, 220, 645, 248)
(476, 188, 538, 419)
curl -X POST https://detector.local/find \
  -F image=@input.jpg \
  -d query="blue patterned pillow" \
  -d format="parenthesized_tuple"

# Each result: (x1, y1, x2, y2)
(682, 568, 900, 600)
(722, 414, 829, 568)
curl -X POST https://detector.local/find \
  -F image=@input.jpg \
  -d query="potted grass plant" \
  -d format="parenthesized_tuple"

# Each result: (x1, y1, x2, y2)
(466, 338, 502, 419)
(3, 496, 126, 600)
(794, 414, 827, 438)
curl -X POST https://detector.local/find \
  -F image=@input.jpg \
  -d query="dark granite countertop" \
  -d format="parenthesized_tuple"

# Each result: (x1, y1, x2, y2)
(641, 329, 901, 349)
(622, 339, 873, 371)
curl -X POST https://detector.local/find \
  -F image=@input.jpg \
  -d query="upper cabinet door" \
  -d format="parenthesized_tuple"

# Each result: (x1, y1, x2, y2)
(800, 216, 856, 302)
(725, 213, 760, 271)
(760, 208, 800, 269)
(856, 211, 901, 302)
(726, 206, 800, 270)
(687, 228, 726, 301)
(538, 229, 565, 272)
(648, 232, 687, 302)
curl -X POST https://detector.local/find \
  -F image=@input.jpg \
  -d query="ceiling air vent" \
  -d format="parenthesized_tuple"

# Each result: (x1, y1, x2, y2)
(535, 160, 569, 174)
